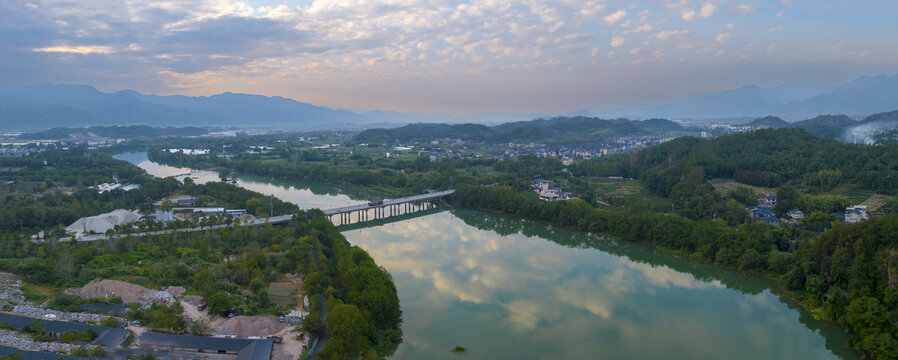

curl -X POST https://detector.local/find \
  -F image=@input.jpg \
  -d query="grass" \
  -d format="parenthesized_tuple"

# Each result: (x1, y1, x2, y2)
(862, 194, 894, 213)
(21, 282, 59, 303)
(585, 177, 671, 212)
(708, 178, 775, 197)
(452, 346, 466, 354)
(268, 281, 296, 307)
(829, 187, 874, 205)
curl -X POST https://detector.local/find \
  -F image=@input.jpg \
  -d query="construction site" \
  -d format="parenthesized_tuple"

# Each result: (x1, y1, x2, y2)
(0, 272, 310, 360)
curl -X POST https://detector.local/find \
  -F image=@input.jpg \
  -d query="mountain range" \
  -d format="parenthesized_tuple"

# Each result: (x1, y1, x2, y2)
(1, 73, 897, 131)
(594, 74, 898, 121)
(0, 84, 532, 132)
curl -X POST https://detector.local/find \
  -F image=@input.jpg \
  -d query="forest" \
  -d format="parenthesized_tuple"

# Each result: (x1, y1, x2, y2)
(573, 128, 898, 195)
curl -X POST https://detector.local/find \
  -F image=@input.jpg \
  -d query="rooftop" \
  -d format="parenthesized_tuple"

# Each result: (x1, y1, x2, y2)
(140, 332, 272, 360)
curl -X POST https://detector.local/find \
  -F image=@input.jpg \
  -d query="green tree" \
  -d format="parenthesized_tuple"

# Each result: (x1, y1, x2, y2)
(324, 302, 371, 359)
(774, 185, 799, 217)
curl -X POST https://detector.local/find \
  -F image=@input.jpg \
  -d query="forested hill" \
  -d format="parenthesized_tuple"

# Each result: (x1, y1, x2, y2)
(737, 110, 898, 141)
(575, 128, 898, 195)
(352, 116, 689, 144)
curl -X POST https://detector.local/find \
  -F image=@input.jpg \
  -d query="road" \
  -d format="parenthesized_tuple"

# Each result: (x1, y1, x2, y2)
(54, 214, 294, 243)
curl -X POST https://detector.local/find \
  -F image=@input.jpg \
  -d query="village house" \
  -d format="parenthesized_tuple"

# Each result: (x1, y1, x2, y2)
(844, 205, 869, 223)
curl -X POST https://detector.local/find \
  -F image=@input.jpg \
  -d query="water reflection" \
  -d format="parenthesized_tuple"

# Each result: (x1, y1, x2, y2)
(115, 152, 856, 359)
(343, 210, 856, 360)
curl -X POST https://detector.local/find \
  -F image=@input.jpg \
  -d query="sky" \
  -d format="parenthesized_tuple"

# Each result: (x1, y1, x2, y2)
(1, 0, 896, 114)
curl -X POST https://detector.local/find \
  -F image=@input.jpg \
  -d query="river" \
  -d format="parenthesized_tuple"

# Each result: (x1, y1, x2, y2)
(117, 152, 858, 360)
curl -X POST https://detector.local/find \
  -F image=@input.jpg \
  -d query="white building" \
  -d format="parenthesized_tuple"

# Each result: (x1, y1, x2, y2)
(844, 205, 869, 223)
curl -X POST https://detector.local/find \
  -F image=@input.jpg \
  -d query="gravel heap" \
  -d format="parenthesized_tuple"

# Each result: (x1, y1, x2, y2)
(64, 279, 175, 305)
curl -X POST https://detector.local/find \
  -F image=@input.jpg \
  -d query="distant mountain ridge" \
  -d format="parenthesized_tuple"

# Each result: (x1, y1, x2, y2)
(0, 84, 537, 131)
(1, 73, 897, 132)
(596, 74, 898, 121)
(353, 116, 691, 144)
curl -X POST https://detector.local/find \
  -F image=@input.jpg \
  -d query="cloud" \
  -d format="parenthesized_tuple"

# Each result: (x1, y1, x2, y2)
(633, 24, 654, 33)
(768, 26, 784, 32)
(1, 0, 895, 114)
(726, 23, 735, 29)
(579, 2, 606, 20)
(610, 36, 626, 47)
(699, 3, 716, 17)
(603, 10, 627, 25)
(653, 30, 692, 42)
(716, 33, 732, 43)
(731, 4, 755, 16)
(32, 45, 115, 54)
(681, 10, 696, 21)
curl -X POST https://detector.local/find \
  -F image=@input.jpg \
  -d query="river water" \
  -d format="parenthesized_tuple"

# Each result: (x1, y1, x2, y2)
(116, 152, 857, 360)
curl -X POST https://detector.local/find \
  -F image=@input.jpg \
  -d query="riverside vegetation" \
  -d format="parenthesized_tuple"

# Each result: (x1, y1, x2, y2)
(148, 127, 898, 358)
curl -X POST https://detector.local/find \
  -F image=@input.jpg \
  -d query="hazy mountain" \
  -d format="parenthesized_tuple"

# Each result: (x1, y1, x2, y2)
(596, 74, 898, 121)
(779, 75, 898, 118)
(0, 84, 225, 130)
(789, 115, 859, 139)
(0, 84, 538, 132)
(741, 116, 790, 129)
(129, 91, 369, 128)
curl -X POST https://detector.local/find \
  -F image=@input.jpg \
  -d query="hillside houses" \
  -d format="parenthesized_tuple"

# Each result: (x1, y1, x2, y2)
(531, 179, 579, 201)
(748, 193, 872, 226)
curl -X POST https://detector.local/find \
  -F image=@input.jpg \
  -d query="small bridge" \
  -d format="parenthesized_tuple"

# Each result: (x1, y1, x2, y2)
(322, 189, 454, 225)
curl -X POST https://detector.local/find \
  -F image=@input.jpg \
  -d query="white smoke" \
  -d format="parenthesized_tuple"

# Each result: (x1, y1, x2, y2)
(842, 121, 898, 145)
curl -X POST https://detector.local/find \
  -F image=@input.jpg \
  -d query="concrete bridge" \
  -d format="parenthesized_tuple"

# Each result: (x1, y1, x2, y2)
(323, 189, 455, 226)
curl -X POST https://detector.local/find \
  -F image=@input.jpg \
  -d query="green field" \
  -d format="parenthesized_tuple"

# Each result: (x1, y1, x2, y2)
(268, 281, 295, 306)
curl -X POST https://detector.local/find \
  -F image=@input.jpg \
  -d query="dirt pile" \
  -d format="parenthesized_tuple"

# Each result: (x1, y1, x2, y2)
(210, 316, 287, 337)
(64, 279, 174, 305)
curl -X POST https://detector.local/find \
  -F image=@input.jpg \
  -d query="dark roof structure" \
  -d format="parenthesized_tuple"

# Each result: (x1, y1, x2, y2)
(0, 313, 128, 351)
(140, 332, 272, 360)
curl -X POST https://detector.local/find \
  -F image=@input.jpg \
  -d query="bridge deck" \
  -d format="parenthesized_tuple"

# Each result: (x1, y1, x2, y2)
(322, 189, 454, 216)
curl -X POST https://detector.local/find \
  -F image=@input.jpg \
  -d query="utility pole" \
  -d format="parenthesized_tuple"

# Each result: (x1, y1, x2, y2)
(270, 194, 273, 218)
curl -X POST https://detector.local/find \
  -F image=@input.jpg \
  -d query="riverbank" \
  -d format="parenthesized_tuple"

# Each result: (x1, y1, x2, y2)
(449, 185, 894, 358)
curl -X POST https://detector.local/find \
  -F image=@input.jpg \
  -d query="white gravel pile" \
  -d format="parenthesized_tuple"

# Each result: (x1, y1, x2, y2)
(0, 329, 78, 353)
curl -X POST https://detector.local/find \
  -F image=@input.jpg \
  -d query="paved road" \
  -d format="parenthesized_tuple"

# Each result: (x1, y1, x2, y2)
(55, 214, 294, 242)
